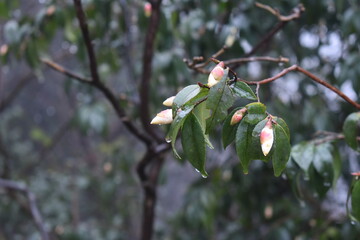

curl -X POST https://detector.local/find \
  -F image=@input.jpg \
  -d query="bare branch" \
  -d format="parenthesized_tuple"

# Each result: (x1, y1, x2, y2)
(255, 2, 305, 22)
(0, 178, 49, 240)
(41, 58, 91, 83)
(225, 56, 289, 65)
(139, 0, 164, 143)
(73, 0, 100, 83)
(238, 65, 360, 110)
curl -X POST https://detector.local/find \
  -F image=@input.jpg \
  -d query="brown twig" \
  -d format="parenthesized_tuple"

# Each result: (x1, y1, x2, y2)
(255, 2, 305, 22)
(139, 0, 164, 143)
(238, 65, 360, 110)
(41, 58, 91, 83)
(0, 178, 49, 240)
(225, 56, 289, 65)
(186, 56, 289, 75)
(73, 0, 100, 83)
(242, 3, 305, 59)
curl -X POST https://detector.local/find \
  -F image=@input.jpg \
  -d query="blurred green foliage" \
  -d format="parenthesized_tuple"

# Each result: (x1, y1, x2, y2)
(1, 0, 360, 239)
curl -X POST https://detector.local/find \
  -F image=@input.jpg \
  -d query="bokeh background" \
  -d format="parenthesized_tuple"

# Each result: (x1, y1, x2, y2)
(1, 0, 360, 239)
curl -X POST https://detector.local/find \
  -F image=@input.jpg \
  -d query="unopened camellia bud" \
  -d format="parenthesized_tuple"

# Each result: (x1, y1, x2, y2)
(260, 119, 274, 156)
(163, 96, 175, 107)
(207, 61, 225, 87)
(150, 109, 173, 125)
(144, 2, 152, 17)
(230, 108, 247, 125)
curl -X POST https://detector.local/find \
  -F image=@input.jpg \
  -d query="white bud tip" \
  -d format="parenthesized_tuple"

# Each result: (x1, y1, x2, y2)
(260, 123, 274, 156)
(162, 96, 175, 107)
(150, 109, 173, 125)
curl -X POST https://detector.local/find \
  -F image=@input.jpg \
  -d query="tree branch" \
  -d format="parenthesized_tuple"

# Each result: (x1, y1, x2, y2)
(255, 2, 305, 22)
(41, 58, 91, 83)
(241, 3, 305, 59)
(238, 65, 360, 110)
(0, 178, 49, 240)
(73, 0, 100, 83)
(139, 0, 164, 143)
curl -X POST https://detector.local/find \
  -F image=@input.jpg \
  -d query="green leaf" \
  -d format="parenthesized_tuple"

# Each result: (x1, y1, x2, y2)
(244, 102, 267, 125)
(173, 85, 200, 113)
(166, 107, 194, 158)
(291, 142, 315, 172)
(351, 179, 360, 221)
(272, 123, 291, 177)
(343, 112, 360, 151)
(273, 117, 290, 140)
(235, 120, 252, 174)
(222, 107, 242, 148)
(332, 146, 342, 187)
(309, 165, 330, 198)
(312, 143, 334, 186)
(181, 113, 208, 177)
(206, 69, 234, 134)
(231, 81, 257, 100)
(193, 101, 213, 149)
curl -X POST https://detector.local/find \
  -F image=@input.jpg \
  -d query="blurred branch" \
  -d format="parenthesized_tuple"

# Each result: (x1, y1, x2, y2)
(0, 178, 49, 240)
(139, 0, 164, 142)
(73, 0, 100, 83)
(41, 59, 91, 83)
(240, 3, 305, 60)
(0, 72, 34, 113)
(255, 2, 305, 22)
(238, 65, 360, 110)
(185, 56, 289, 74)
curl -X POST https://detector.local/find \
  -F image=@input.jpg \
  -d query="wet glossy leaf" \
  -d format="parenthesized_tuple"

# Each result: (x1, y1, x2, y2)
(231, 81, 257, 100)
(313, 143, 334, 186)
(181, 113, 207, 177)
(343, 112, 360, 151)
(291, 142, 315, 172)
(222, 107, 242, 148)
(272, 123, 291, 177)
(206, 69, 234, 134)
(166, 107, 194, 158)
(235, 119, 252, 174)
(244, 102, 267, 125)
(173, 84, 200, 114)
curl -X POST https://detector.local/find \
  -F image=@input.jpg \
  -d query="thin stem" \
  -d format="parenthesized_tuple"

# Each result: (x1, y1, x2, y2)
(139, 0, 164, 143)
(238, 65, 360, 110)
(0, 178, 49, 240)
(255, 2, 305, 22)
(41, 58, 91, 83)
(73, 0, 100, 83)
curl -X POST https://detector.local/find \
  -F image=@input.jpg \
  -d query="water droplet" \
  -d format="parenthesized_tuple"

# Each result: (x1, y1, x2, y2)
(351, 220, 356, 225)
(195, 169, 200, 173)
(165, 138, 171, 143)
(201, 174, 208, 179)
(281, 174, 287, 180)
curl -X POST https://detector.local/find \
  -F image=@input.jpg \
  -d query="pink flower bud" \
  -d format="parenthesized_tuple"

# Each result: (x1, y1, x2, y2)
(260, 119, 274, 156)
(207, 61, 225, 87)
(150, 109, 173, 125)
(144, 2, 152, 17)
(163, 96, 175, 107)
(351, 172, 360, 176)
(230, 108, 247, 125)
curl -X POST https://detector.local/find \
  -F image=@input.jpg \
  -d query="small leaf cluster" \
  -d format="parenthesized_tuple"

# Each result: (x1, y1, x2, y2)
(165, 68, 291, 177)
